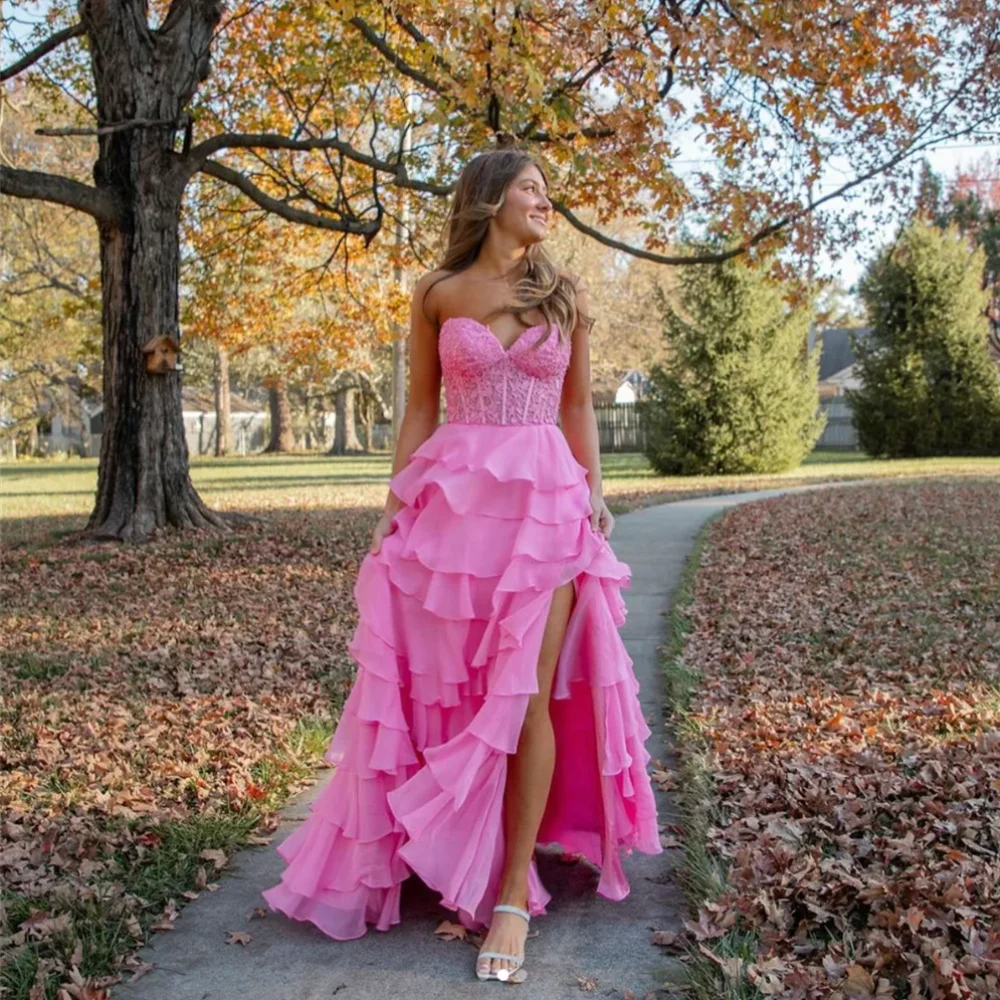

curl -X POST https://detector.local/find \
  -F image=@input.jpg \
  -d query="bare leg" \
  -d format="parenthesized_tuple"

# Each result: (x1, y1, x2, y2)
(476, 580, 576, 979)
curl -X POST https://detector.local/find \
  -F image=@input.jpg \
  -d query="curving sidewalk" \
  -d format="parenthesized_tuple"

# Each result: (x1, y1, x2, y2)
(121, 479, 880, 1000)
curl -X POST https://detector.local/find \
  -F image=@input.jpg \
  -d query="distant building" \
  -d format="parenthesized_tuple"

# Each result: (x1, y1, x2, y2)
(818, 361, 865, 399)
(35, 385, 267, 457)
(592, 369, 652, 405)
(817, 326, 871, 398)
(810, 326, 871, 450)
(179, 387, 267, 456)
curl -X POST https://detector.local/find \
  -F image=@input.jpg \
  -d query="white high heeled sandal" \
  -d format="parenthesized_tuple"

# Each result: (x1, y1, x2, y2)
(475, 904, 530, 983)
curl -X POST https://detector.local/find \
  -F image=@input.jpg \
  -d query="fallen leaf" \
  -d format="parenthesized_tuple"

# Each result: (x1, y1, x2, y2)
(434, 920, 467, 942)
(651, 930, 682, 948)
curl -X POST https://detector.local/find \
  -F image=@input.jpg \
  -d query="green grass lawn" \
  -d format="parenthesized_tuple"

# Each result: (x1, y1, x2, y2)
(2, 449, 998, 548)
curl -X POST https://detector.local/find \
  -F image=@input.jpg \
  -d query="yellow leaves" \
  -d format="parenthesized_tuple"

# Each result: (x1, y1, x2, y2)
(524, 62, 546, 101)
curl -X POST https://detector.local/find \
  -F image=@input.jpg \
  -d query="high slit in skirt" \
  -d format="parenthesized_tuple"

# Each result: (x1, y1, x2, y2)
(261, 421, 662, 939)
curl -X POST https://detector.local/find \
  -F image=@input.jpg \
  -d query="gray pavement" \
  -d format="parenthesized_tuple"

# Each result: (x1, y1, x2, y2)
(122, 479, 878, 1000)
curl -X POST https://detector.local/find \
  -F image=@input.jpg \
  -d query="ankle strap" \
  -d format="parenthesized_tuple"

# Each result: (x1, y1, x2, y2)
(493, 904, 530, 922)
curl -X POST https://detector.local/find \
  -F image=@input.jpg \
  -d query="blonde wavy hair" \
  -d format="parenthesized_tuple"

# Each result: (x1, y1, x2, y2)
(424, 140, 593, 350)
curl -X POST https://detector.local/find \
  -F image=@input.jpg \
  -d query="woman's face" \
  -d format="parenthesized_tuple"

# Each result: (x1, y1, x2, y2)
(495, 163, 552, 245)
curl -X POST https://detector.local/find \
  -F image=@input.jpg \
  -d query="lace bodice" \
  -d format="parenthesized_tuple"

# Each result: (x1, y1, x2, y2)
(438, 316, 571, 425)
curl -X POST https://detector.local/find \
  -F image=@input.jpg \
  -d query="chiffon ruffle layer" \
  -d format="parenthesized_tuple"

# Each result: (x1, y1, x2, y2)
(261, 422, 662, 940)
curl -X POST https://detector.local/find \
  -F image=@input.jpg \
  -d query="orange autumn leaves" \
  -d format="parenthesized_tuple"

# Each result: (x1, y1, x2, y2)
(186, 0, 996, 281)
(181, 182, 407, 383)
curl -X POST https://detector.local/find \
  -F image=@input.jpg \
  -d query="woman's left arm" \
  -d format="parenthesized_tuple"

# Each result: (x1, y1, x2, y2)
(559, 277, 615, 539)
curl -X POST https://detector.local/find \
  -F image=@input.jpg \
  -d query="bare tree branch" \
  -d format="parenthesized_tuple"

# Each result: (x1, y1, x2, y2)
(552, 199, 758, 264)
(185, 132, 451, 194)
(0, 166, 119, 226)
(554, 113, 1000, 266)
(1, 23, 86, 82)
(389, 7, 459, 78)
(36, 117, 183, 137)
(347, 15, 447, 97)
(4, 277, 88, 299)
(518, 123, 616, 142)
(199, 158, 383, 237)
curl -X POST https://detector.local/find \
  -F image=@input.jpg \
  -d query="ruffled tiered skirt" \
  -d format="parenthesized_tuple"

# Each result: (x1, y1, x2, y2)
(261, 422, 661, 940)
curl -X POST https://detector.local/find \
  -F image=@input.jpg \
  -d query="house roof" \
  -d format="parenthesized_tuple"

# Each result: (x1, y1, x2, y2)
(820, 362, 862, 386)
(818, 326, 871, 381)
(181, 387, 263, 414)
(57, 382, 264, 415)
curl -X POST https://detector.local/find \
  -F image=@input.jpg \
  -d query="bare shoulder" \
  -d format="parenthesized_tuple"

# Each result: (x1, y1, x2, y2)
(413, 269, 458, 327)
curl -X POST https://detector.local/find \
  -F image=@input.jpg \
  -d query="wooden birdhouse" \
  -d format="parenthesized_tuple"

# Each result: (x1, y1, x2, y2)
(142, 334, 181, 374)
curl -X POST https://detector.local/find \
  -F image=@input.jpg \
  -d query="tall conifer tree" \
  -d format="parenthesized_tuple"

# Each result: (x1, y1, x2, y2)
(641, 248, 824, 475)
(849, 219, 1000, 457)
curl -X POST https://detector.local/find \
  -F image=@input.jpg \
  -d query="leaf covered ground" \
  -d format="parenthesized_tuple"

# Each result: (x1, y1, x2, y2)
(668, 479, 1000, 999)
(0, 508, 379, 998)
(2, 462, 998, 999)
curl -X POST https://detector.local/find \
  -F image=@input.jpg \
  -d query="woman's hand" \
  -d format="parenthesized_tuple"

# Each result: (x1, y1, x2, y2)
(588, 490, 615, 539)
(369, 508, 400, 555)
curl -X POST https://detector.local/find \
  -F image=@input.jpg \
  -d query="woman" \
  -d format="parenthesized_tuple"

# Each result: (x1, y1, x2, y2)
(262, 141, 662, 984)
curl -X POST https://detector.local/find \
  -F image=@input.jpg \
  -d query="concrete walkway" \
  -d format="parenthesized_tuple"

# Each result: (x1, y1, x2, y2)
(122, 480, 877, 1000)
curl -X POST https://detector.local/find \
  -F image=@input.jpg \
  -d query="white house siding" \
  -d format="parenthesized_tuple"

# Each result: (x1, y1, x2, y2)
(183, 411, 267, 456)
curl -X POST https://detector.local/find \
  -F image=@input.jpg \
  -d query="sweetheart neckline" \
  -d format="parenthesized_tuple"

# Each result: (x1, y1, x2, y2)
(440, 315, 559, 355)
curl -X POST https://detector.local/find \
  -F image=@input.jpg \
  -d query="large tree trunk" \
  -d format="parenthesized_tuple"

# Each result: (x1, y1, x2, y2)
(82, 0, 229, 542)
(329, 386, 364, 454)
(265, 375, 295, 452)
(214, 344, 231, 456)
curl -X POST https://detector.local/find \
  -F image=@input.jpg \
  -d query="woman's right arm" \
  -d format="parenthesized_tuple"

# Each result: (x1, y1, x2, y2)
(380, 271, 444, 520)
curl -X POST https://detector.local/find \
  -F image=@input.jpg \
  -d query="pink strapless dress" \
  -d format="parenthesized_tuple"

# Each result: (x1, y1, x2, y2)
(261, 316, 662, 939)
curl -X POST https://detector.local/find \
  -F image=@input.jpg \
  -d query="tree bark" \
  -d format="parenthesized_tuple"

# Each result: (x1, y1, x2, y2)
(357, 392, 373, 452)
(81, 0, 228, 542)
(214, 344, 231, 456)
(265, 375, 295, 452)
(330, 386, 364, 454)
